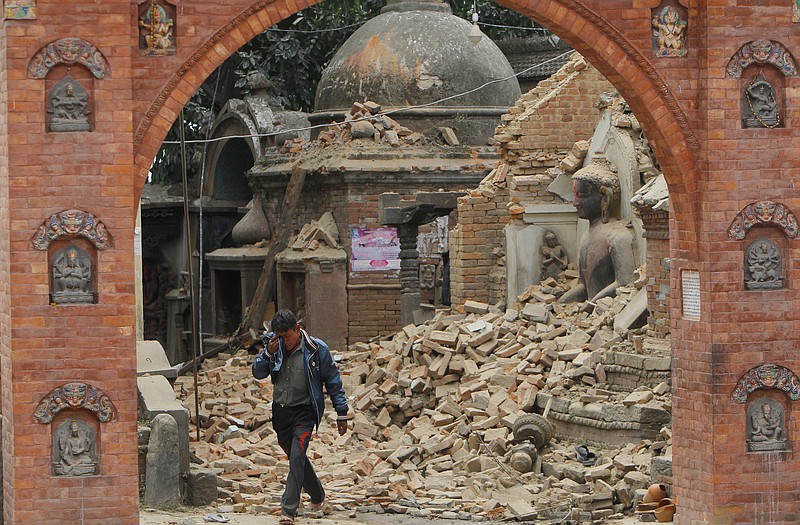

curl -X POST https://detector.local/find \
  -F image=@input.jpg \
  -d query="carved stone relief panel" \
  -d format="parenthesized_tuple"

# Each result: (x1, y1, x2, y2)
(52, 417, 98, 476)
(794, 0, 800, 23)
(419, 264, 436, 289)
(4, 0, 36, 19)
(540, 230, 569, 280)
(728, 201, 799, 241)
(732, 363, 800, 404)
(744, 237, 783, 290)
(50, 244, 94, 304)
(32, 209, 111, 251)
(34, 382, 116, 424)
(138, 0, 176, 56)
(742, 71, 782, 129)
(27, 38, 111, 80)
(725, 40, 797, 79)
(47, 76, 90, 132)
(651, 2, 688, 58)
(746, 398, 789, 453)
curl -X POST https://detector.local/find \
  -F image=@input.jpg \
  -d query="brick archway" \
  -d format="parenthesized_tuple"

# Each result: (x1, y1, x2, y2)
(10, 1, 800, 524)
(132, 0, 698, 229)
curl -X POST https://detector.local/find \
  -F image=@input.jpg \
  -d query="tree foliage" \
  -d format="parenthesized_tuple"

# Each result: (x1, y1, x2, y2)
(149, 0, 545, 185)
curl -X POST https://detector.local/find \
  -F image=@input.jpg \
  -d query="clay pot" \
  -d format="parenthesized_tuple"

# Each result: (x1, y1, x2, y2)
(654, 498, 677, 522)
(643, 483, 669, 503)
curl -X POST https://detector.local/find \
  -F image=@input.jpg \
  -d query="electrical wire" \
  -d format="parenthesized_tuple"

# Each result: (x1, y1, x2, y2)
(260, 20, 547, 35)
(161, 50, 573, 146)
(263, 21, 364, 33)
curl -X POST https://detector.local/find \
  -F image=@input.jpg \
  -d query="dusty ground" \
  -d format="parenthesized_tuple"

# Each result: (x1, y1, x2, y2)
(139, 507, 644, 525)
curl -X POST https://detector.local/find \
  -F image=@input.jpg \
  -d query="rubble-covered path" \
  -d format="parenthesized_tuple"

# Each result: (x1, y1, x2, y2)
(139, 508, 644, 525)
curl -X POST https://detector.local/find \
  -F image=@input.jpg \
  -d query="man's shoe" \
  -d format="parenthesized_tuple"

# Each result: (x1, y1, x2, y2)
(279, 515, 295, 525)
(307, 498, 330, 517)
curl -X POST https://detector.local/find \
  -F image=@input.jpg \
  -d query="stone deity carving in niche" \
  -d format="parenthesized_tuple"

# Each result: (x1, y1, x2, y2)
(51, 245, 93, 304)
(558, 159, 638, 304)
(744, 238, 782, 290)
(747, 399, 788, 452)
(48, 77, 90, 132)
(139, 0, 175, 55)
(743, 73, 780, 128)
(540, 231, 568, 280)
(652, 5, 687, 57)
(53, 419, 98, 476)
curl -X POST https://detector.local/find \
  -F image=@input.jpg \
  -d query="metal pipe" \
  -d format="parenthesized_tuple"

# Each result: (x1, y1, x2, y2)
(179, 109, 202, 442)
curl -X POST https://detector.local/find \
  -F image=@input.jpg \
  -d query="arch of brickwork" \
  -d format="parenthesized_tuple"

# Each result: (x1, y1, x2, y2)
(3, 1, 799, 524)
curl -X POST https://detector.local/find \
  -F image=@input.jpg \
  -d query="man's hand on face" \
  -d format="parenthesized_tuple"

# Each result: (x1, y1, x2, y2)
(336, 418, 348, 436)
(267, 335, 280, 356)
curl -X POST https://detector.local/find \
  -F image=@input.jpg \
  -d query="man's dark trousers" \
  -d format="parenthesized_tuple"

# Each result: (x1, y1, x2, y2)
(273, 403, 325, 517)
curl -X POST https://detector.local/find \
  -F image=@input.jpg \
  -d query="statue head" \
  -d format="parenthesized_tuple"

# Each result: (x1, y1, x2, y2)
(572, 158, 621, 224)
(544, 231, 558, 247)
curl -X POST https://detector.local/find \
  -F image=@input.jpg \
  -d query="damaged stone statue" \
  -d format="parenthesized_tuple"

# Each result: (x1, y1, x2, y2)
(559, 158, 638, 304)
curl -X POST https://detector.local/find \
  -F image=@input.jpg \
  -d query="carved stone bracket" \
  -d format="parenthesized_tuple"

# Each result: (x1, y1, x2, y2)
(731, 363, 800, 404)
(728, 201, 799, 240)
(27, 37, 111, 79)
(34, 382, 116, 424)
(32, 209, 111, 250)
(725, 40, 797, 78)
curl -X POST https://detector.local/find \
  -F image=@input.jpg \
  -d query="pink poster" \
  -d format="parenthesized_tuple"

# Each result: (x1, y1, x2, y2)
(350, 227, 400, 271)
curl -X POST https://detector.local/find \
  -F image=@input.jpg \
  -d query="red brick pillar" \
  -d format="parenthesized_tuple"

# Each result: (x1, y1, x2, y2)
(1, 2, 139, 523)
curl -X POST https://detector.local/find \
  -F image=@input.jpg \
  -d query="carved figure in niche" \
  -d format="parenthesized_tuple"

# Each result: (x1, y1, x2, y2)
(744, 238, 782, 290)
(558, 159, 638, 304)
(743, 73, 780, 128)
(51, 245, 93, 304)
(139, 0, 175, 55)
(540, 231, 568, 280)
(47, 77, 90, 132)
(652, 5, 687, 57)
(747, 400, 788, 452)
(53, 419, 98, 476)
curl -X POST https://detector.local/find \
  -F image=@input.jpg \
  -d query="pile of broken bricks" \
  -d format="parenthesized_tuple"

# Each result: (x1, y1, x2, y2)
(172, 269, 673, 523)
(281, 100, 461, 153)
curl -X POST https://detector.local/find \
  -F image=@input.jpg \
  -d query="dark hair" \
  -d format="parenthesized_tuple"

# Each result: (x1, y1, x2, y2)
(271, 309, 297, 333)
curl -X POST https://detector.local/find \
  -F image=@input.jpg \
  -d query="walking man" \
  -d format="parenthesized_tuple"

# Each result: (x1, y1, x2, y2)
(252, 309, 349, 524)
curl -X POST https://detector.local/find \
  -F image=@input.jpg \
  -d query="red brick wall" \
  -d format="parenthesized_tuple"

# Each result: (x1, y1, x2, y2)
(450, 185, 509, 306)
(3, 2, 140, 523)
(346, 283, 401, 343)
(640, 210, 670, 339)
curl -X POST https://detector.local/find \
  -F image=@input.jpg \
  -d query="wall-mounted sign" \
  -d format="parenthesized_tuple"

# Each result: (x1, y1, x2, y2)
(350, 227, 400, 272)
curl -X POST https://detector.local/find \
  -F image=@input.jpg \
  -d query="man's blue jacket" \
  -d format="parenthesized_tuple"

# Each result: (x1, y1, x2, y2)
(252, 329, 349, 428)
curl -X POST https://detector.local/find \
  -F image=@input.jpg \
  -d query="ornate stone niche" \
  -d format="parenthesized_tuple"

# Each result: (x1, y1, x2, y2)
(34, 382, 116, 477)
(138, 0, 176, 56)
(27, 38, 111, 80)
(50, 244, 94, 304)
(744, 237, 783, 290)
(52, 417, 98, 476)
(732, 363, 798, 453)
(728, 201, 799, 241)
(31, 209, 110, 305)
(47, 76, 90, 132)
(725, 40, 796, 129)
(651, 2, 688, 58)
